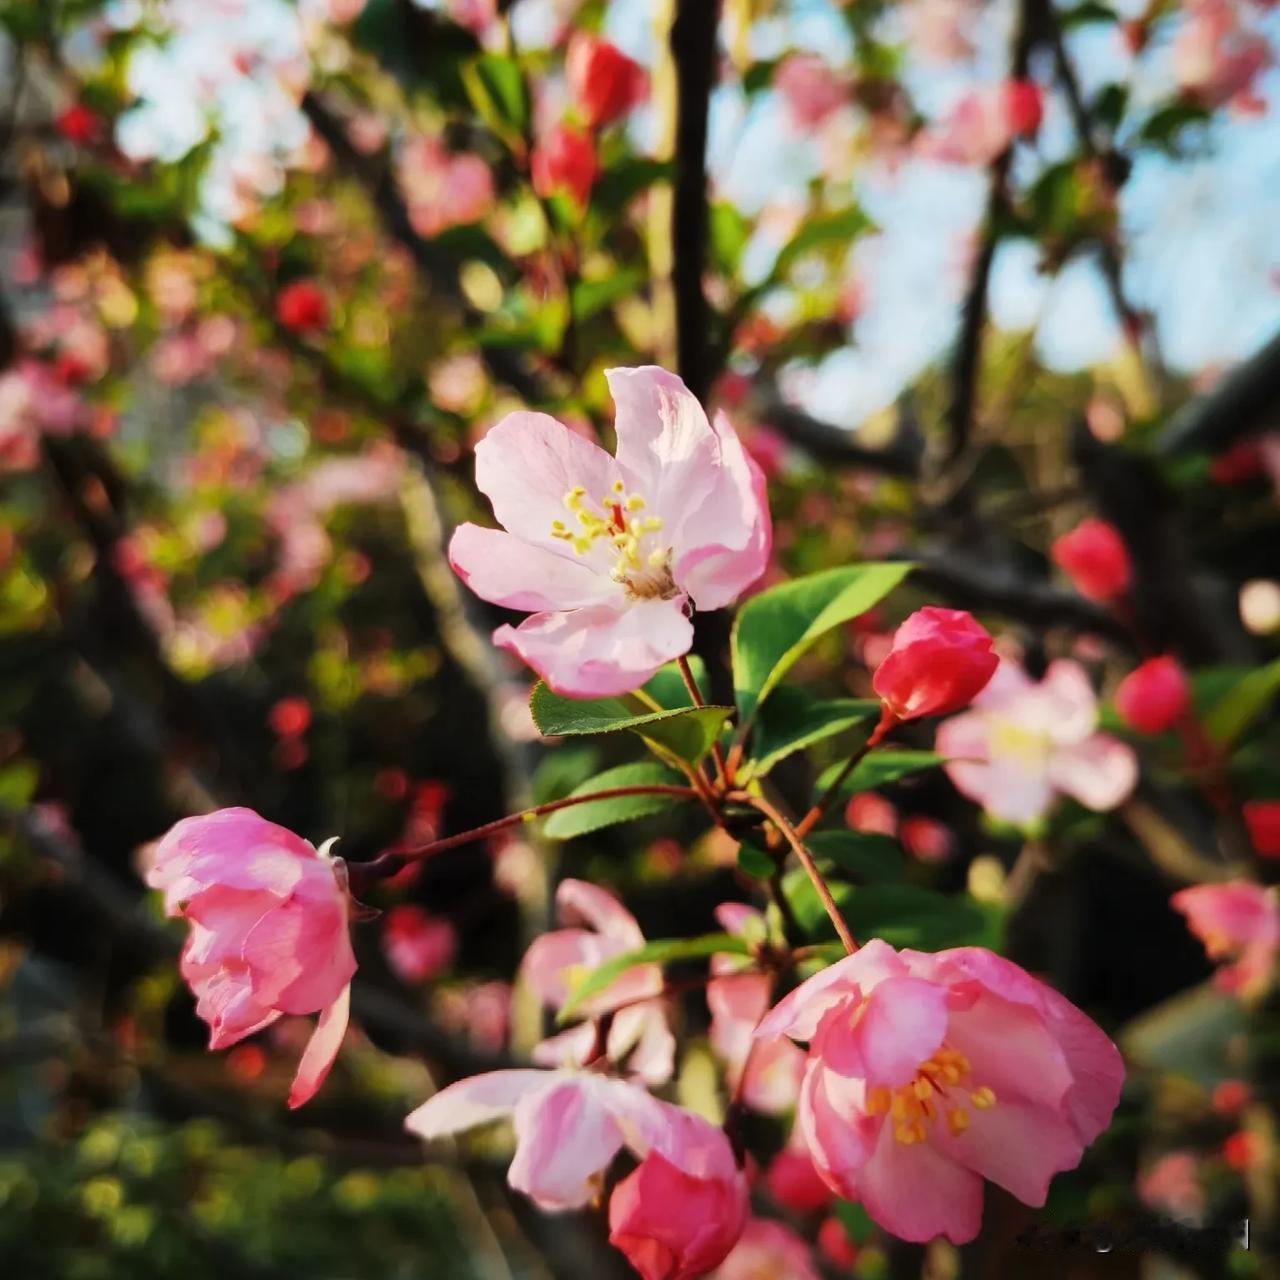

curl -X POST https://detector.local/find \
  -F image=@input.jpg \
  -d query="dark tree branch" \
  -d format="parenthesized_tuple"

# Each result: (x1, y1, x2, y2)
(669, 0, 721, 403)
(750, 392, 924, 477)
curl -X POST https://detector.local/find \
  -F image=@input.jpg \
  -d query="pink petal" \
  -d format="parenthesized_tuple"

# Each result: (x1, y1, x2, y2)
(509, 1077, 625, 1209)
(611, 1002, 676, 1086)
(1047, 733, 1137, 812)
(939, 713, 1054, 825)
(474, 410, 622, 563)
(494, 596, 693, 697)
(521, 929, 611, 1008)
(448, 524, 616, 611)
(714, 902, 765, 938)
(241, 891, 357, 1015)
(817, 975, 949, 1087)
(287, 982, 351, 1109)
(971, 657, 1035, 712)
(531, 1022, 598, 1070)
(404, 1069, 549, 1140)
(1036, 660, 1101, 744)
(557, 878, 646, 948)
(797, 1062, 878, 1196)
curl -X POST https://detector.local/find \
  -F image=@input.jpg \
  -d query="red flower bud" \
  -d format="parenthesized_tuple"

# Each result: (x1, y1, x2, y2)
(1244, 800, 1280, 859)
(56, 103, 102, 145)
(871, 607, 998, 721)
(269, 696, 312, 738)
(1114, 656, 1189, 735)
(566, 34, 647, 128)
(817, 1215, 859, 1268)
(1051, 518, 1132, 603)
(531, 123, 598, 206)
(1001, 79, 1043, 136)
(763, 1148, 833, 1215)
(276, 280, 329, 333)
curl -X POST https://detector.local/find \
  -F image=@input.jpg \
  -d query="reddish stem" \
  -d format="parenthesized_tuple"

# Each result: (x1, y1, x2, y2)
(794, 703, 898, 839)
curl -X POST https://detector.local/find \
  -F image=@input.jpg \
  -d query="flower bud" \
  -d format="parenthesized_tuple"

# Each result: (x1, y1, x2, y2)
(531, 123, 598, 206)
(276, 280, 329, 333)
(1244, 800, 1280, 859)
(566, 34, 646, 127)
(1114, 656, 1189, 734)
(1051, 518, 1131, 603)
(872, 607, 998, 720)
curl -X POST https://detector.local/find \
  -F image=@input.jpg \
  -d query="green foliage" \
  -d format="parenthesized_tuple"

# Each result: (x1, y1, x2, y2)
(1202, 658, 1280, 747)
(541, 762, 690, 839)
(731, 563, 913, 721)
(749, 688, 879, 777)
(804, 830, 904, 883)
(813, 750, 944, 799)
(461, 54, 529, 139)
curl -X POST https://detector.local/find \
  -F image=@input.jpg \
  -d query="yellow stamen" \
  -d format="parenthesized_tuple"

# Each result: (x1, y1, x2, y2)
(947, 1108, 970, 1135)
(970, 1087, 996, 1110)
(913, 1078, 934, 1100)
(867, 1087, 891, 1115)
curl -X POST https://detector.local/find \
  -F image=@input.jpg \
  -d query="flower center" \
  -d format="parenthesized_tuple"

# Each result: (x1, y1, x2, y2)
(865, 1045, 997, 1145)
(551, 482, 678, 601)
(989, 717, 1053, 768)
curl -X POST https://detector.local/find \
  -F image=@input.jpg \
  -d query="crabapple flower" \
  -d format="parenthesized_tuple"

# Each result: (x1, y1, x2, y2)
(1243, 801, 1280, 859)
(531, 122, 598, 206)
(448, 366, 771, 696)
(521, 879, 674, 1086)
(754, 940, 1124, 1244)
(1051, 518, 1131, 603)
(919, 80, 1042, 166)
(1171, 881, 1280, 998)
(1114, 656, 1190, 735)
(567, 34, 647, 127)
(872, 607, 998, 721)
(608, 1123, 749, 1280)
(712, 1218, 821, 1280)
(937, 658, 1138, 826)
(146, 808, 356, 1108)
(405, 1068, 745, 1222)
(707, 904, 804, 1114)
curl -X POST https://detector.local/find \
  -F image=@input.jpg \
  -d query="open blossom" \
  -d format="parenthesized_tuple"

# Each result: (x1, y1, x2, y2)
(937, 658, 1138, 826)
(712, 1218, 821, 1280)
(448, 366, 771, 696)
(754, 940, 1124, 1244)
(609, 1117, 749, 1280)
(521, 879, 675, 1086)
(567, 34, 647, 127)
(531, 122, 599, 206)
(1051, 518, 1131, 603)
(872, 607, 997, 721)
(1114, 656, 1190, 735)
(406, 1068, 746, 1226)
(1171, 881, 1280, 998)
(707, 905, 805, 1114)
(145, 808, 356, 1108)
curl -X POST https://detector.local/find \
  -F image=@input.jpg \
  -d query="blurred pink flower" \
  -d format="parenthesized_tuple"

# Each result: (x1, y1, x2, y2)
(763, 1144, 834, 1214)
(522, 879, 674, 1085)
(448, 366, 771, 696)
(145, 808, 356, 1108)
(531, 121, 598, 206)
(1172, 0, 1270, 112)
(1137, 1151, 1203, 1225)
(567, 33, 647, 127)
(1171, 881, 1280, 998)
(754, 939, 1124, 1244)
(918, 80, 1042, 166)
(775, 54, 848, 129)
(1114, 655, 1190, 735)
(398, 136, 495, 238)
(712, 1218, 820, 1280)
(1051, 518, 1132, 603)
(937, 658, 1138, 826)
(846, 792, 898, 837)
(382, 904, 456, 983)
(900, 816, 954, 864)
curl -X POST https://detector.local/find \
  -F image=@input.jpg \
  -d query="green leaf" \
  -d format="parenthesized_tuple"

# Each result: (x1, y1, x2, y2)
(772, 206, 874, 280)
(813, 750, 944, 800)
(592, 158, 672, 213)
(530, 681, 731, 764)
(736, 838, 777, 880)
(462, 54, 528, 136)
(571, 270, 645, 322)
(0, 760, 38, 809)
(783, 876, 991, 948)
(1203, 658, 1280, 747)
(833, 1200, 876, 1246)
(731, 563, 913, 721)
(542, 762, 688, 839)
(560, 933, 748, 1021)
(751, 688, 879, 776)
(805, 831, 904, 883)
(1060, 0, 1117, 28)
(710, 201, 751, 275)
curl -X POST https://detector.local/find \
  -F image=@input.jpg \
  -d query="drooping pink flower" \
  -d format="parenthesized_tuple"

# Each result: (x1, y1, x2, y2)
(531, 122, 599, 206)
(145, 808, 356, 1108)
(1244, 800, 1280, 859)
(872, 607, 998, 721)
(609, 1132, 749, 1280)
(382, 904, 456, 983)
(1051, 518, 1132, 603)
(567, 34, 647, 127)
(1114, 656, 1190, 735)
(707, 904, 804, 1114)
(775, 54, 848, 129)
(406, 1068, 745, 1218)
(937, 658, 1138, 826)
(1171, 881, 1280, 998)
(712, 1218, 821, 1280)
(449, 366, 771, 696)
(753, 939, 1125, 1245)
(521, 879, 674, 1085)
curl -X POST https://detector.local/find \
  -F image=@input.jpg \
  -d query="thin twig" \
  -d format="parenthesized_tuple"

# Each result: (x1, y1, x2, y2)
(794, 704, 897, 839)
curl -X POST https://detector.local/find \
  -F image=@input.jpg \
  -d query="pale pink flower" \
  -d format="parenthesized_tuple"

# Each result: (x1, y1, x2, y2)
(904, 0, 981, 63)
(754, 939, 1124, 1244)
(1171, 0, 1270, 111)
(936, 658, 1138, 826)
(1171, 881, 1280, 998)
(449, 366, 771, 696)
(712, 1218, 821, 1280)
(146, 808, 356, 1108)
(522, 879, 674, 1086)
(406, 1068, 744, 1216)
(775, 54, 848, 129)
(398, 136, 495, 238)
(918, 80, 1042, 166)
(382, 904, 456, 983)
(1137, 1151, 1203, 1225)
(707, 904, 804, 1114)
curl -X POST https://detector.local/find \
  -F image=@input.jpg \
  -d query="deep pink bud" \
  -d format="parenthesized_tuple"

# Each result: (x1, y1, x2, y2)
(56, 103, 102, 145)
(607, 1150, 748, 1280)
(1051, 518, 1131, 603)
(531, 123, 598, 206)
(817, 1215, 860, 1267)
(1244, 801, 1280, 859)
(764, 1147, 834, 1214)
(1114, 656, 1189, 734)
(872, 607, 998, 720)
(1001, 79, 1043, 135)
(566, 34, 647, 127)
(276, 280, 329, 333)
